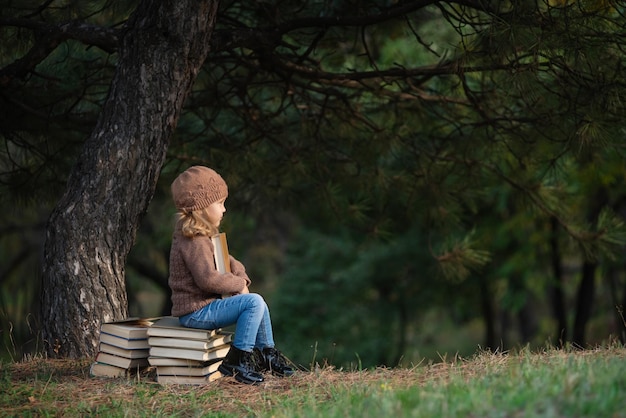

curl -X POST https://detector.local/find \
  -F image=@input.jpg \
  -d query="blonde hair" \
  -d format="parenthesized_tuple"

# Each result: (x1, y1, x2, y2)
(177, 208, 219, 238)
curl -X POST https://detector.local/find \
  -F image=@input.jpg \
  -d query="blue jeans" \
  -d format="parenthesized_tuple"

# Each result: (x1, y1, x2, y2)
(179, 293, 275, 352)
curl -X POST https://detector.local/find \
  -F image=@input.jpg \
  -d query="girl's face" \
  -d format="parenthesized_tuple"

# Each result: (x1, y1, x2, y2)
(205, 198, 226, 228)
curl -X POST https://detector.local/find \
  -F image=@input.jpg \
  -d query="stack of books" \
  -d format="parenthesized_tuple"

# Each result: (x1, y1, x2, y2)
(147, 316, 232, 384)
(90, 318, 153, 378)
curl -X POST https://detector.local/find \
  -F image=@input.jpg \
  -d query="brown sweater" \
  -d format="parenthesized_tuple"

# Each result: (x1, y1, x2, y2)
(168, 230, 251, 317)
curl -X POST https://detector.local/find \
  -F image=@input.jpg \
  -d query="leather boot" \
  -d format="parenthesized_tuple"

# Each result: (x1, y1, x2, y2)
(218, 346, 264, 384)
(255, 347, 295, 377)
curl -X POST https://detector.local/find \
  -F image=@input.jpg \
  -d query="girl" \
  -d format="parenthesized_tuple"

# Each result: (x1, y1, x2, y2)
(168, 166, 293, 384)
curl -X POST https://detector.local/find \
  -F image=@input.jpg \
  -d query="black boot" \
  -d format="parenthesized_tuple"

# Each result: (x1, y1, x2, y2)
(218, 346, 264, 384)
(255, 347, 295, 377)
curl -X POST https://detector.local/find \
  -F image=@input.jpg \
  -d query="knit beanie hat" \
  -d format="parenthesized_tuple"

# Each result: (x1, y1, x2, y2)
(171, 166, 228, 212)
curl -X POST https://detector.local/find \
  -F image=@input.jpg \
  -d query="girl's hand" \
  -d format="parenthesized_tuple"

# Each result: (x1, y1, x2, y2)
(226, 285, 249, 297)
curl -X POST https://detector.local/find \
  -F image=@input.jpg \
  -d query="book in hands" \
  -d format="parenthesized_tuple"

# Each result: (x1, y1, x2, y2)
(212, 232, 231, 273)
(212, 232, 235, 298)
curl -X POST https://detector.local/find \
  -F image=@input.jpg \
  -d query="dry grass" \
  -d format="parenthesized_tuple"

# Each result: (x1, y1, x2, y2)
(1, 355, 466, 416)
(3, 345, 625, 417)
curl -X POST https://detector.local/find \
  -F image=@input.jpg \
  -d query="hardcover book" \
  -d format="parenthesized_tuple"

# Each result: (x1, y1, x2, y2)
(148, 357, 208, 367)
(148, 333, 232, 351)
(90, 362, 130, 378)
(100, 318, 152, 340)
(156, 371, 223, 385)
(98, 342, 150, 359)
(212, 232, 235, 298)
(95, 351, 150, 369)
(211, 232, 231, 273)
(155, 360, 222, 377)
(149, 344, 230, 362)
(99, 332, 149, 350)
(147, 316, 219, 340)
(91, 317, 153, 378)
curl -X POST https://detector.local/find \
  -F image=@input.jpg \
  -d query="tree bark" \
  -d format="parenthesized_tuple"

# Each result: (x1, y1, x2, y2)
(480, 278, 497, 350)
(570, 188, 608, 348)
(621, 277, 626, 344)
(572, 261, 597, 347)
(606, 265, 625, 344)
(41, 0, 219, 358)
(548, 216, 567, 346)
(517, 299, 539, 343)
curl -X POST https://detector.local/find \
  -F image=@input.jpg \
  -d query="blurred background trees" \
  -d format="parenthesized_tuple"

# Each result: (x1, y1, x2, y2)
(1, 0, 626, 366)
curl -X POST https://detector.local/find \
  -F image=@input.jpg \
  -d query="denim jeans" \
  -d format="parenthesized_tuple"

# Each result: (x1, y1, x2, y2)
(179, 293, 275, 352)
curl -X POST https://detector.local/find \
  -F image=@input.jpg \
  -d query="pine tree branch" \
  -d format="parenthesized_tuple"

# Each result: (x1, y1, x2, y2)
(275, 0, 499, 32)
(0, 33, 61, 86)
(0, 0, 505, 88)
(0, 18, 119, 52)
(0, 18, 119, 86)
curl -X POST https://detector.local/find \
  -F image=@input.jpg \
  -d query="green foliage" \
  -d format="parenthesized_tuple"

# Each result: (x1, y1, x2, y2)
(271, 226, 468, 368)
(435, 232, 492, 282)
(2, 0, 626, 360)
(0, 0, 129, 203)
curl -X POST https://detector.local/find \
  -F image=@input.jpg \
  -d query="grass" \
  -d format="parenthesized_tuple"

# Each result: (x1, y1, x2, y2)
(1, 344, 626, 417)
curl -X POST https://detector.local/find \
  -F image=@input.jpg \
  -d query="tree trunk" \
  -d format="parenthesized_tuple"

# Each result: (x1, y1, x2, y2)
(548, 216, 567, 346)
(517, 299, 539, 343)
(621, 276, 626, 344)
(392, 301, 408, 366)
(480, 278, 497, 350)
(570, 188, 608, 348)
(606, 265, 625, 344)
(572, 261, 597, 347)
(41, 0, 219, 358)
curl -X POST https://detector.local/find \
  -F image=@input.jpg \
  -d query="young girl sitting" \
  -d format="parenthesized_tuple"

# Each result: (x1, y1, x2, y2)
(168, 166, 294, 384)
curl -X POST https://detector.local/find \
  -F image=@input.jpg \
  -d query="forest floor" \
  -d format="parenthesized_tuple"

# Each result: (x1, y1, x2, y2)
(2, 344, 626, 417)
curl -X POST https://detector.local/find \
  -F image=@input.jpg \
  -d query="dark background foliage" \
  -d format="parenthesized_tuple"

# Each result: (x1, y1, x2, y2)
(2, 0, 626, 366)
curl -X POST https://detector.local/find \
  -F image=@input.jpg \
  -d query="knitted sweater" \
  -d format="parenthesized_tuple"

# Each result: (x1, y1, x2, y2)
(168, 230, 251, 317)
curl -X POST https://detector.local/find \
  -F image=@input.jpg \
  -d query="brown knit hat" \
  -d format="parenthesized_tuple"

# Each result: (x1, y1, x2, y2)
(171, 166, 228, 212)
